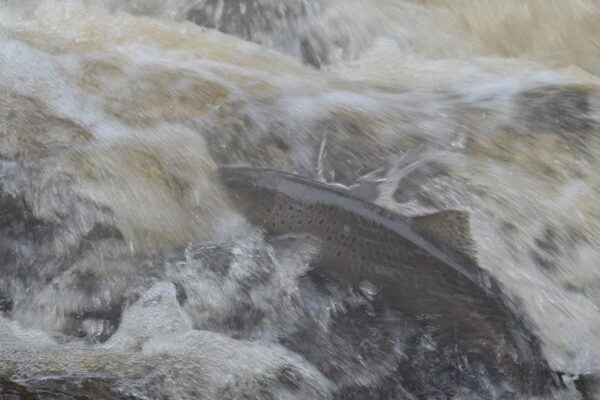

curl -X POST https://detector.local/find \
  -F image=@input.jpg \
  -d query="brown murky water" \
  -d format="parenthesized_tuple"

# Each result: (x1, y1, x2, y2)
(1, 1, 599, 398)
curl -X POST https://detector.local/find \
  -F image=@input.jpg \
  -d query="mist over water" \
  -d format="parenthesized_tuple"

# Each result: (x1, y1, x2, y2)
(0, 1, 599, 398)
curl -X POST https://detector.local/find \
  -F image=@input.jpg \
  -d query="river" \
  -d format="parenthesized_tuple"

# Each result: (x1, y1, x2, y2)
(1, 1, 599, 399)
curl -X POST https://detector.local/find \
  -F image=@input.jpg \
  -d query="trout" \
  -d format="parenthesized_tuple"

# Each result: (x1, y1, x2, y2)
(218, 166, 555, 393)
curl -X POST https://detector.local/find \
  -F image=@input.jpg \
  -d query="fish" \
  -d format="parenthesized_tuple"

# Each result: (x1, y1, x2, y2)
(218, 166, 556, 394)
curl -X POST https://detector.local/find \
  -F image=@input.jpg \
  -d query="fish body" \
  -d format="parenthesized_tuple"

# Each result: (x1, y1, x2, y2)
(218, 166, 554, 393)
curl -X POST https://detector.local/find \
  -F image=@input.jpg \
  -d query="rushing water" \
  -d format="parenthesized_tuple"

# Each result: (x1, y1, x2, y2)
(1, 1, 600, 399)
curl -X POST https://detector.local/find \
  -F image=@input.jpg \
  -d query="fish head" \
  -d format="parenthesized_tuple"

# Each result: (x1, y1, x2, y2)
(218, 166, 278, 227)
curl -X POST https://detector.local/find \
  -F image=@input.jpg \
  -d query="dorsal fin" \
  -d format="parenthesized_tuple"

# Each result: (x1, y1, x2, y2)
(412, 210, 478, 263)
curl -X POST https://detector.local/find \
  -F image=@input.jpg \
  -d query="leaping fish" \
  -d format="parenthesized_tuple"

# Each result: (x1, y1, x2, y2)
(218, 166, 555, 394)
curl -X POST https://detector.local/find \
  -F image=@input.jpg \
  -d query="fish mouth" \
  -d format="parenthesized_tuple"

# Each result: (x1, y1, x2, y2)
(217, 166, 282, 193)
(217, 166, 277, 220)
(217, 167, 252, 208)
(218, 166, 262, 188)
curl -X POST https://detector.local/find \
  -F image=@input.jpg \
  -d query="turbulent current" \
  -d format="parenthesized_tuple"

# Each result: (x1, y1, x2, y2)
(0, 1, 600, 399)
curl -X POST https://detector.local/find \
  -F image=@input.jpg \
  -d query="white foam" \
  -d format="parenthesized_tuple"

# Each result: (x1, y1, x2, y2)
(103, 281, 193, 351)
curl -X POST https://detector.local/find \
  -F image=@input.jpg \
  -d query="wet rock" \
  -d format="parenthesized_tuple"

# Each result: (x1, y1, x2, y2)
(0, 194, 137, 337)
(576, 374, 600, 400)
(187, 0, 301, 41)
(0, 157, 155, 339)
(518, 85, 594, 135)
(186, 0, 329, 67)
(0, 377, 37, 400)
(64, 302, 123, 343)
(12, 377, 139, 400)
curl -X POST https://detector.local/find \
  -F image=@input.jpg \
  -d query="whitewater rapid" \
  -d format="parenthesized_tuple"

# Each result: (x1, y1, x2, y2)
(1, 1, 600, 398)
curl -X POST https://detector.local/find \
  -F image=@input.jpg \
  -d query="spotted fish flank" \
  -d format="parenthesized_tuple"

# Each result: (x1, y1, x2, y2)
(218, 166, 555, 394)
